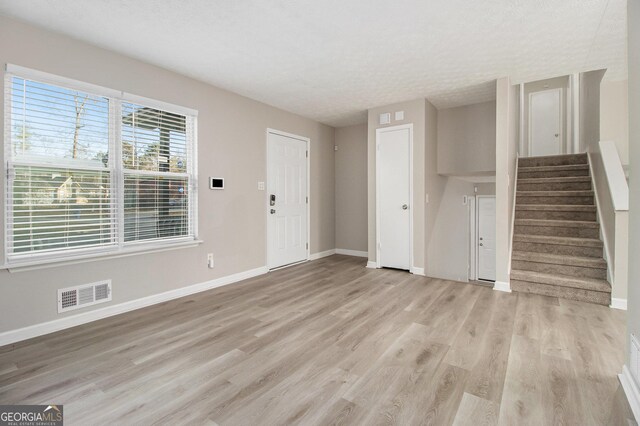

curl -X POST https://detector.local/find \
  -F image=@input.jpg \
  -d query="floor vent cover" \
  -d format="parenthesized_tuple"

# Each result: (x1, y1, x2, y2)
(57, 280, 112, 313)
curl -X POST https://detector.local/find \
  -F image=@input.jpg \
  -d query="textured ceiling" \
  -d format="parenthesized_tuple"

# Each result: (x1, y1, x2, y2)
(0, 0, 627, 127)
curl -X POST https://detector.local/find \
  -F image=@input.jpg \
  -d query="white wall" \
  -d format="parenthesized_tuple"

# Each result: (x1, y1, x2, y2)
(627, 0, 640, 367)
(495, 77, 519, 289)
(600, 79, 629, 166)
(0, 16, 336, 333)
(335, 124, 368, 252)
(437, 101, 496, 175)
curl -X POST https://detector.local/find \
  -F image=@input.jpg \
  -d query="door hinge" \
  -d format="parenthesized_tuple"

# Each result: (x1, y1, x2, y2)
(306, 151, 308, 158)
(306, 242, 309, 249)
(306, 196, 308, 204)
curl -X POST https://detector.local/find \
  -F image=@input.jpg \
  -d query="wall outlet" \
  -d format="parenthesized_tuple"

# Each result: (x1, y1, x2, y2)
(257, 181, 265, 191)
(207, 253, 214, 269)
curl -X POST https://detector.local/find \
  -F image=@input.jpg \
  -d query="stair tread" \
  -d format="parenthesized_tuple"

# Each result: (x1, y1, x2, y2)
(512, 250, 607, 268)
(518, 176, 591, 183)
(516, 204, 596, 211)
(513, 234, 603, 247)
(515, 218, 599, 228)
(517, 190, 594, 196)
(519, 164, 589, 172)
(511, 269, 611, 293)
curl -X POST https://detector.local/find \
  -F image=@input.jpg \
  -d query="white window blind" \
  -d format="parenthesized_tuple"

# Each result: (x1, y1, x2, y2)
(121, 102, 194, 244)
(4, 67, 197, 265)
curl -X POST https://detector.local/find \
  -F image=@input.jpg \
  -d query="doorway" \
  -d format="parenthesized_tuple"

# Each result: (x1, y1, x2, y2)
(529, 88, 563, 156)
(375, 124, 413, 271)
(266, 129, 309, 269)
(476, 195, 496, 282)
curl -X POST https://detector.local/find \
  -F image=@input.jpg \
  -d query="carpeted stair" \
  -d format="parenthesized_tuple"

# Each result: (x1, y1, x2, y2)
(511, 153, 611, 305)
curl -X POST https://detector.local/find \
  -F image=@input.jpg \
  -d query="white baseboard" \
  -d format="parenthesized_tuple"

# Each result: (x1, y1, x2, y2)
(366, 261, 378, 269)
(308, 249, 336, 261)
(610, 298, 628, 310)
(0, 265, 269, 347)
(619, 365, 640, 422)
(411, 267, 425, 276)
(335, 248, 368, 258)
(493, 281, 512, 293)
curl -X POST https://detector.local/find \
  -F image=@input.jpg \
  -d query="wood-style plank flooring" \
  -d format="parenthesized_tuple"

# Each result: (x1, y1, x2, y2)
(0, 255, 636, 425)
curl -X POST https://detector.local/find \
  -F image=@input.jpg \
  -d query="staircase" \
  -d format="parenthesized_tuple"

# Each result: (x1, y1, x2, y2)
(511, 153, 612, 305)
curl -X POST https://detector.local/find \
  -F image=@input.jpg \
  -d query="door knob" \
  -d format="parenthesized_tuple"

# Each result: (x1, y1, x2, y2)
(402, 204, 408, 210)
(479, 237, 483, 240)
(270, 209, 276, 214)
(479, 243, 484, 246)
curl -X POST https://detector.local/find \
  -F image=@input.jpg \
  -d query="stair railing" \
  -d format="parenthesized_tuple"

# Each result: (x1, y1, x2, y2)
(587, 140, 629, 309)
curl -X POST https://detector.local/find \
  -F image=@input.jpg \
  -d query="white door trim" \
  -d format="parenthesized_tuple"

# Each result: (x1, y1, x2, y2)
(571, 73, 580, 154)
(476, 195, 496, 281)
(265, 128, 311, 269)
(528, 87, 563, 157)
(375, 123, 414, 271)
(469, 196, 477, 281)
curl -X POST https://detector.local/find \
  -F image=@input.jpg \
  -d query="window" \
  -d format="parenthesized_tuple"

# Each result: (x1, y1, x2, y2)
(4, 65, 198, 266)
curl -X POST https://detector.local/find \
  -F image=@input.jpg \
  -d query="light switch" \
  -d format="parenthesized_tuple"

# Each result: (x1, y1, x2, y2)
(395, 111, 405, 121)
(379, 113, 391, 125)
(257, 181, 265, 191)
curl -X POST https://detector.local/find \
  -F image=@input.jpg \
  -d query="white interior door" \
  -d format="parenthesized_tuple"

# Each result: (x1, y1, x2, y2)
(530, 88, 562, 156)
(267, 131, 308, 269)
(377, 126, 411, 270)
(477, 196, 496, 282)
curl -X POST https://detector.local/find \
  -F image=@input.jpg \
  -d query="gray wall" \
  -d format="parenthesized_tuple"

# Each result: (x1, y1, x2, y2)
(426, 178, 494, 282)
(437, 101, 496, 175)
(579, 70, 606, 153)
(600, 79, 629, 166)
(627, 0, 640, 366)
(0, 16, 336, 333)
(335, 124, 367, 252)
(424, 101, 449, 276)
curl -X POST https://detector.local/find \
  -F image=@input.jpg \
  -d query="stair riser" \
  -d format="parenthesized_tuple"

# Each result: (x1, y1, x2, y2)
(511, 281, 610, 305)
(515, 225, 599, 239)
(518, 169, 589, 178)
(516, 195, 593, 205)
(517, 181, 592, 191)
(518, 154, 588, 167)
(511, 260, 607, 279)
(513, 241, 603, 258)
(515, 210, 597, 221)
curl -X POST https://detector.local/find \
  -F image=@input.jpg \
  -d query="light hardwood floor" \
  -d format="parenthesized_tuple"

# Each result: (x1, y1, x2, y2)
(0, 255, 636, 425)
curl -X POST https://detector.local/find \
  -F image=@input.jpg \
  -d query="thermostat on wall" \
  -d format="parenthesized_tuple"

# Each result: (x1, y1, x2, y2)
(209, 177, 224, 189)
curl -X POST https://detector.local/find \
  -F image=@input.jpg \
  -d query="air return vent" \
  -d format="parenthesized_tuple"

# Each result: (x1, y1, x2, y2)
(57, 280, 112, 313)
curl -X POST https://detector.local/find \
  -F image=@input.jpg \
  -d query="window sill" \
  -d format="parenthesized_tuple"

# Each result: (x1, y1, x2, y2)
(2, 239, 204, 273)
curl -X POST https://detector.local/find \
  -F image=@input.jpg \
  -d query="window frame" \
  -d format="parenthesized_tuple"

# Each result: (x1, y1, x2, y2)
(3, 64, 199, 268)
